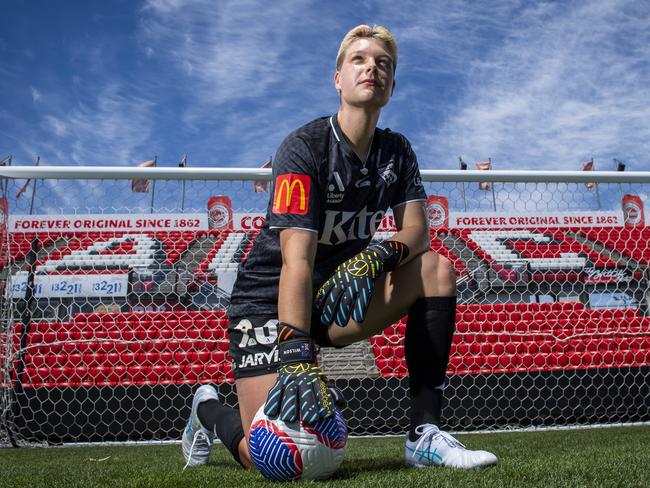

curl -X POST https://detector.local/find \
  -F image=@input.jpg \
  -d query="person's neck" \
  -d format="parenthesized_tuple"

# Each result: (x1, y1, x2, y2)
(337, 105, 380, 162)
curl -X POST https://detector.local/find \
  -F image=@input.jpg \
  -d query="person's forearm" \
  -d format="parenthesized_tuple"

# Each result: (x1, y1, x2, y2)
(278, 260, 313, 333)
(389, 225, 430, 265)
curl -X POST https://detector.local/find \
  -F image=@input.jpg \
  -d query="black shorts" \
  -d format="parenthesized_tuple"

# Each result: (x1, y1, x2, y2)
(228, 312, 334, 379)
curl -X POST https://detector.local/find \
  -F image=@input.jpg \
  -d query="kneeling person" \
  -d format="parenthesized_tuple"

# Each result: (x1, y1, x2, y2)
(182, 24, 497, 473)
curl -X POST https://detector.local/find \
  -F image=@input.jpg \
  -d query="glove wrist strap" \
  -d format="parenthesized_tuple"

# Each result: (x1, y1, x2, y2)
(277, 322, 317, 364)
(368, 240, 409, 272)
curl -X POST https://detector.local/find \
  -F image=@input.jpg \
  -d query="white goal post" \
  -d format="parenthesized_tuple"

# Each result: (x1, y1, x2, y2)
(0, 166, 648, 447)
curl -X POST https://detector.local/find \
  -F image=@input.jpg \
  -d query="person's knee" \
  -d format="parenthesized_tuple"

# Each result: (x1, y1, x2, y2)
(420, 251, 456, 297)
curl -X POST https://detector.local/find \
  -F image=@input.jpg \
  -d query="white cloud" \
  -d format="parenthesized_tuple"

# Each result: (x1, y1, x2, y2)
(21, 82, 157, 166)
(42, 115, 67, 136)
(30, 86, 41, 102)
(138, 0, 339, 164)
(140, 0, 331, 108)
(62, 83, 157, 164)
(141, 0, 286, 104)
(415, 0, 650, 170)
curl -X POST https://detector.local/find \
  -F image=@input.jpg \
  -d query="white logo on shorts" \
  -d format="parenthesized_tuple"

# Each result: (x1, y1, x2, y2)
(234, 318, 278, 347)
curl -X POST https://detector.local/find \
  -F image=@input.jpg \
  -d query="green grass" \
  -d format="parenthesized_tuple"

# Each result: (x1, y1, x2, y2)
(1, 425, 648, 488)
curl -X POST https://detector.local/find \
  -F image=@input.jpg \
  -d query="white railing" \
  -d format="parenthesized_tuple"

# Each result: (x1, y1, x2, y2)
(1, 166, 649, 183)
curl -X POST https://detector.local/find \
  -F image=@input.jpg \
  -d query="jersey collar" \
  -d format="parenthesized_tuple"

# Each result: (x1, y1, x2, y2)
(329, 113, 379, 168)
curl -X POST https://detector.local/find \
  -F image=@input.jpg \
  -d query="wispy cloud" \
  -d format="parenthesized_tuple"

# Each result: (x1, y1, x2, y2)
(2, 0, 648, 179)
(139, 0, 339, 164)
(29, 82, 156, 165)
(30, 86, 41, 103)
(414, 0, 650, 169)
(141, 0, 312, 106)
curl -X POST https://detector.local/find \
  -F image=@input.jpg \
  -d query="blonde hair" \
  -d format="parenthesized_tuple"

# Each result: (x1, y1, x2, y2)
(336, 24, 398, 73)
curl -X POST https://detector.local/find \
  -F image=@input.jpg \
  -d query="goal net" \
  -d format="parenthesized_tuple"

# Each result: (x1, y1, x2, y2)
(1, 168, 648, 446)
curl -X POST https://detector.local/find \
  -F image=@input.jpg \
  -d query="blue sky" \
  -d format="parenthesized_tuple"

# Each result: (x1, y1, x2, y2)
(2, 0, 649, 172)
(1, 0, 649, 216)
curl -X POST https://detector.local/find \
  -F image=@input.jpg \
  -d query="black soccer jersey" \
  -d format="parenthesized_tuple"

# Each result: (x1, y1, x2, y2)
(228, 114, 427, 318)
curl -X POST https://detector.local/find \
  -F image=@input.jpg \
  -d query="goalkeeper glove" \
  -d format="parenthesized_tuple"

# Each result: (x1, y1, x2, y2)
(264, 323, 334, 426)
(314, 240, 409, 327)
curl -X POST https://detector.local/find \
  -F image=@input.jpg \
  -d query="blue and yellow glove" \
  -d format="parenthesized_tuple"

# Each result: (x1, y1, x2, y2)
(314, 240, 409, 327)
(264, 323, 334, 426)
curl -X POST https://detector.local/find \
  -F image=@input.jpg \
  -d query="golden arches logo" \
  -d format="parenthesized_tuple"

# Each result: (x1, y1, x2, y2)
(273, 174, 310, 215)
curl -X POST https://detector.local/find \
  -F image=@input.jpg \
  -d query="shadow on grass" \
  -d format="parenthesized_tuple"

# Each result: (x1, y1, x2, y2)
(332, 457, 407, 480)
(204, 457, 407, 482)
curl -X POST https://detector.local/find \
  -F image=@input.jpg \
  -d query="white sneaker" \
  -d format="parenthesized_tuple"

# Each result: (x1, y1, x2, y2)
(182, 385, 220, 469)
(404, 424, 497, 469)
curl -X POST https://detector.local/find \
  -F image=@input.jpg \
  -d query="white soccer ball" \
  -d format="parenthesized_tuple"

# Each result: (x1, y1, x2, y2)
(248, 404, 348, 482)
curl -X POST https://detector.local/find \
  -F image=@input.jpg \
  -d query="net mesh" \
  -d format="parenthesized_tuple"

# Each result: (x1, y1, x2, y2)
(0, 173, 648, 446)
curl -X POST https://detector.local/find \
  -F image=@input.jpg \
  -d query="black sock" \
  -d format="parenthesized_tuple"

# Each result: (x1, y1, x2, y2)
(405, 296, 456, 442)
(197, 399, 245, 467)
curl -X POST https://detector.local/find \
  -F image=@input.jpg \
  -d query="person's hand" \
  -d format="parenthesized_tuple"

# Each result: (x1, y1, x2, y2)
(314, 241, 409, 326)
(263, 323, 334, 426)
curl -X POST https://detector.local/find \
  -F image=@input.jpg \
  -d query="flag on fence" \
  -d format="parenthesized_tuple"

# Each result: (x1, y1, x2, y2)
(0, 155, 11, 166)
(458, 157, 468, 170)
(178, 154, 187, 168)
(253, 157, 273, 193)
(16, 156, 40, 198)
(614, 159, 626, 172)
(582, 159, 595, 191)
(476, 159, 492, 190)
(131, 158, 156, 193)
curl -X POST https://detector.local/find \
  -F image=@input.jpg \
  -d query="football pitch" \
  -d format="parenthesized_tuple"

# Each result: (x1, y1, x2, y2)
(1, 425, 648, 488)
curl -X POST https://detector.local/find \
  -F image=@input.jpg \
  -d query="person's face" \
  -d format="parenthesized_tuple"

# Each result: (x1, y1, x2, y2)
(334, 37, 395, 110)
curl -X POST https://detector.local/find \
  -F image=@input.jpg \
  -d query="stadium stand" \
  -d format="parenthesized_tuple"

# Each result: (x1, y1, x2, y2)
(3, 216, 649, 441)
(448, 227, 625, 283)
(14, 310, 232, 388)
(9, 232, 56, 265)
(371, 302, 650, 377)
(26, 231, 197, 274)
(195, 230, 256, 278)
(577, 226, 650, 265)
(8, 297, 648, 387)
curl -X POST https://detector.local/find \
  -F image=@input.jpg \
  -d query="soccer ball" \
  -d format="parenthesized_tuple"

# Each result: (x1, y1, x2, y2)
(248, 404, 348, 482)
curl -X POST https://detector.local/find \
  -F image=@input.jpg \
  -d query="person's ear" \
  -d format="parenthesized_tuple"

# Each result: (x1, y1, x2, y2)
(334, 70, 341, 93)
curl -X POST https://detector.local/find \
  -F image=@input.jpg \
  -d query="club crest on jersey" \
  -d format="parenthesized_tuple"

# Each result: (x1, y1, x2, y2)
(380, 160, 397, 186)
(273, 174, 310, 215)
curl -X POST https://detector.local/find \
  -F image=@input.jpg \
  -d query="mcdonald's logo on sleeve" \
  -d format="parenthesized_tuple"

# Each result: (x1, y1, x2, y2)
(272, 174, 311, 215)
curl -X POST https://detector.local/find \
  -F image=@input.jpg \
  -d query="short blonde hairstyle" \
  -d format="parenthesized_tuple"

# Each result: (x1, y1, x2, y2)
(336, 24, 398, 73)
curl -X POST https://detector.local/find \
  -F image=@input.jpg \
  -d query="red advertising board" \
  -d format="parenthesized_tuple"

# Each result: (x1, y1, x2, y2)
(622, 195, 644, 227)
(0, 197, 7, 266)
(426, 195, 449, 228)
(207, 196, 233, 230)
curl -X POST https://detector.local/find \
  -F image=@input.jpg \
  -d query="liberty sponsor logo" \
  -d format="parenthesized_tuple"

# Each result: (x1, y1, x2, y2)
(273, 174, 310, 215)
(318, 206, 385, 245)
(327, 171, 345, 204)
